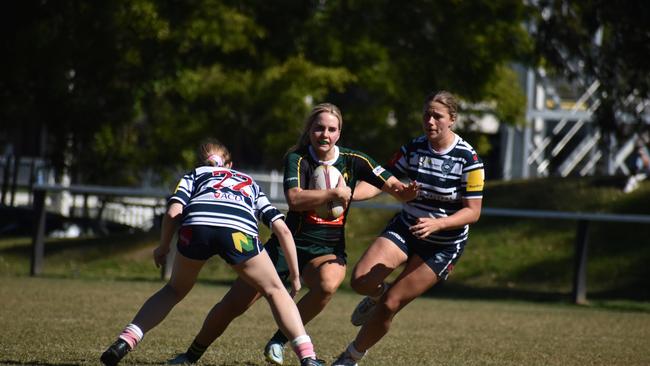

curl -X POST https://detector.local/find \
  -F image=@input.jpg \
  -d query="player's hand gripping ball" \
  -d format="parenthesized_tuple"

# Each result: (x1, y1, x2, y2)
(310, 165, 346, 219)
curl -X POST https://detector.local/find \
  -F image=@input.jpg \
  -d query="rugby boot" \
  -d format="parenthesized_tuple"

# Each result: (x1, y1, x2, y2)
(301, 357, 325, 366)
(331, 351, 358, 366)
(167, 353, 195, 365)
(350, 296, 377, 326)
(100, 339, 130, 366)
(264, 339, 285, 365)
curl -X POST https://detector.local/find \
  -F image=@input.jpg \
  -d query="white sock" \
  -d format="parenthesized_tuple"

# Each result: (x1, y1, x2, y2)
(347, 342, 366, 361)
(291, 334, 316, 360)
(118, 323, 144, 350)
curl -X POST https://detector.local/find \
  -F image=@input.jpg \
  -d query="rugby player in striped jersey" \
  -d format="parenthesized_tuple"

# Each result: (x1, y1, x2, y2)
(333, 91, 484, 366)
(101, 139, 324, 366)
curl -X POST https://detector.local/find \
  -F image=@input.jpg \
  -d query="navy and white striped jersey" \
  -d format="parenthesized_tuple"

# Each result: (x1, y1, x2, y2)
(387, 134, 484, 245)
(169, 166, 284, 237)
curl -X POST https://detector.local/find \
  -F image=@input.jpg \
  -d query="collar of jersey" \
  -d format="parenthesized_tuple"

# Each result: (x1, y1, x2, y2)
(309, 145, 340, 165)
(428, 133, 459, 155)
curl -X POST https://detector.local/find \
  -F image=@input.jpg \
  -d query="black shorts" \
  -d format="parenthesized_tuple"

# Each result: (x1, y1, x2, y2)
(380, 215, 465, 280)
(264, 236, 347, 283)
(176, 225, 263, 265)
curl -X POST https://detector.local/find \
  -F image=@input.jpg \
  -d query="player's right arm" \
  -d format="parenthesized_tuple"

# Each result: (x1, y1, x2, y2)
(283, 152, 350, 211)
(271, 218, 301, 297)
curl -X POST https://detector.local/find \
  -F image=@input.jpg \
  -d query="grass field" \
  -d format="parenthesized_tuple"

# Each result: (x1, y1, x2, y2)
(0, 177, 649, 365)
(1, 276, 649, 366)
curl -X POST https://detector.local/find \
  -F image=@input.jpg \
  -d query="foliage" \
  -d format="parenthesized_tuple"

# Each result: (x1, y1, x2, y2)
(2, 0, 533, 185)
(531, 0, 650, 137)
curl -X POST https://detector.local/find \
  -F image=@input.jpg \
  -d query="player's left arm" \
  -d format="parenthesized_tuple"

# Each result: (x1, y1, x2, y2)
(154, 202, 183, 267)
(353, 177, 418, 202)
(410, 166, 484, 239)
(410, 197, 482, 239)
(271, 218, 301, 297)
(351, 151, 416, 202)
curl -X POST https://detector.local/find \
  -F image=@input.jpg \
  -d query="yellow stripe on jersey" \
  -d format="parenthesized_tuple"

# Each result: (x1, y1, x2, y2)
(173, 179, 183, 193)
(296, 156, 303, 188)
(342, 152, 388, 183)
(466, 169, 484, 192)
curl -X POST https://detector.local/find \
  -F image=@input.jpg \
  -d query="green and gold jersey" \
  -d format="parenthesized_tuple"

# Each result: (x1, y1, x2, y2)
(282, 145, 393, 248)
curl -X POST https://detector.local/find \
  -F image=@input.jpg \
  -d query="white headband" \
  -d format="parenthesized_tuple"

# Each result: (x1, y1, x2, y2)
(208, 154, 224, 167)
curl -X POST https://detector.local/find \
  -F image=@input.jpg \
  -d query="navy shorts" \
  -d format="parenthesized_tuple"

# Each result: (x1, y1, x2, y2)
(176, 225, 263, 265)
(264, 236, 347, 283)
(380, 215, 465, 280)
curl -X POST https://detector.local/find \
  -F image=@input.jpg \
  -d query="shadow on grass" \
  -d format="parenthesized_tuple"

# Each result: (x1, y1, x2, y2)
(423, 282, 650, 313)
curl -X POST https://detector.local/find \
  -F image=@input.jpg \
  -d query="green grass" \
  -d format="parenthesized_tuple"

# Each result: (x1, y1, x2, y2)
(0, 177, 649, 365)
(0, 276, 649, 366)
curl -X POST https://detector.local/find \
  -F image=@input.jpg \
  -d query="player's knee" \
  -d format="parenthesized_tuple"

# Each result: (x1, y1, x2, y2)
(258, 282, 286, 299)
(318, 276, 343, 296)
(379, 296, 402, 316)
(350, 275, 376, 295)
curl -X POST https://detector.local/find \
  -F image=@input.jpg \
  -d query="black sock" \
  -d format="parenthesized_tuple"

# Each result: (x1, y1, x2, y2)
(185, 340, 208, 363)
(269, 329, 289, 345)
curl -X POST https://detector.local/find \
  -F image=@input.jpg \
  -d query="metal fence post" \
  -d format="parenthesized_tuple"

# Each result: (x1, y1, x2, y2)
(31, 189, 47, 276)
(572, 220, 590, 304)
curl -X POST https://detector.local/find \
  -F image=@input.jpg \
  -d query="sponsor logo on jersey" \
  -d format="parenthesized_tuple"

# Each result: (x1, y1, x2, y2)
(231, 232, 255, 253)
(214, 191, 247, 202)
(386, 230, 405, 244)
(372, 165, 385, 176)
(440, 158, 455, 175)
(466, 169, 484, 192)
(420, 190, 457, 201)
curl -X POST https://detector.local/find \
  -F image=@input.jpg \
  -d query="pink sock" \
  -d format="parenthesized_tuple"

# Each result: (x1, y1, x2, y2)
(291, 335, 316, 360)
(118, 323, 143, 350)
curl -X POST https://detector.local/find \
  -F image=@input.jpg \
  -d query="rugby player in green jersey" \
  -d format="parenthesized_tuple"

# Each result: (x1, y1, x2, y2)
(168, 103, 417, 365)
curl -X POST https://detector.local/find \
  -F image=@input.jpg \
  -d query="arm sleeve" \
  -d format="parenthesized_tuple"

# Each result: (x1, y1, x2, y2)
(283, 152, 308, 191)
(461, 153, 485, 199)
(168, 171, 195, 206)
(352, 151, 393, 189)
(385, 143, 410, 179)
(255, 188, 285, 227)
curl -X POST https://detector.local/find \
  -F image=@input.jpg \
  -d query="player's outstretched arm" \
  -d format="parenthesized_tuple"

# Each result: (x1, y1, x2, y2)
(285, 186, 351, 211)
(353, 177, 418, 202)
(352, 181, 383, 201)
(154, 202, 183, 267)
(271, 218, 301, 297)
(384, 177, 419, 202)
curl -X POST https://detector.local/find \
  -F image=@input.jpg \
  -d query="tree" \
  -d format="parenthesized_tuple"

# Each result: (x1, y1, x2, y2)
(531, 0, 650, 137)
(2, 0, 534, 186)
(296, 0, 533, 162)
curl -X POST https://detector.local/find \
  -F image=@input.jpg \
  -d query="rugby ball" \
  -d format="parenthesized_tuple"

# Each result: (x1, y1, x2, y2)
(310, 165, 346, 219)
